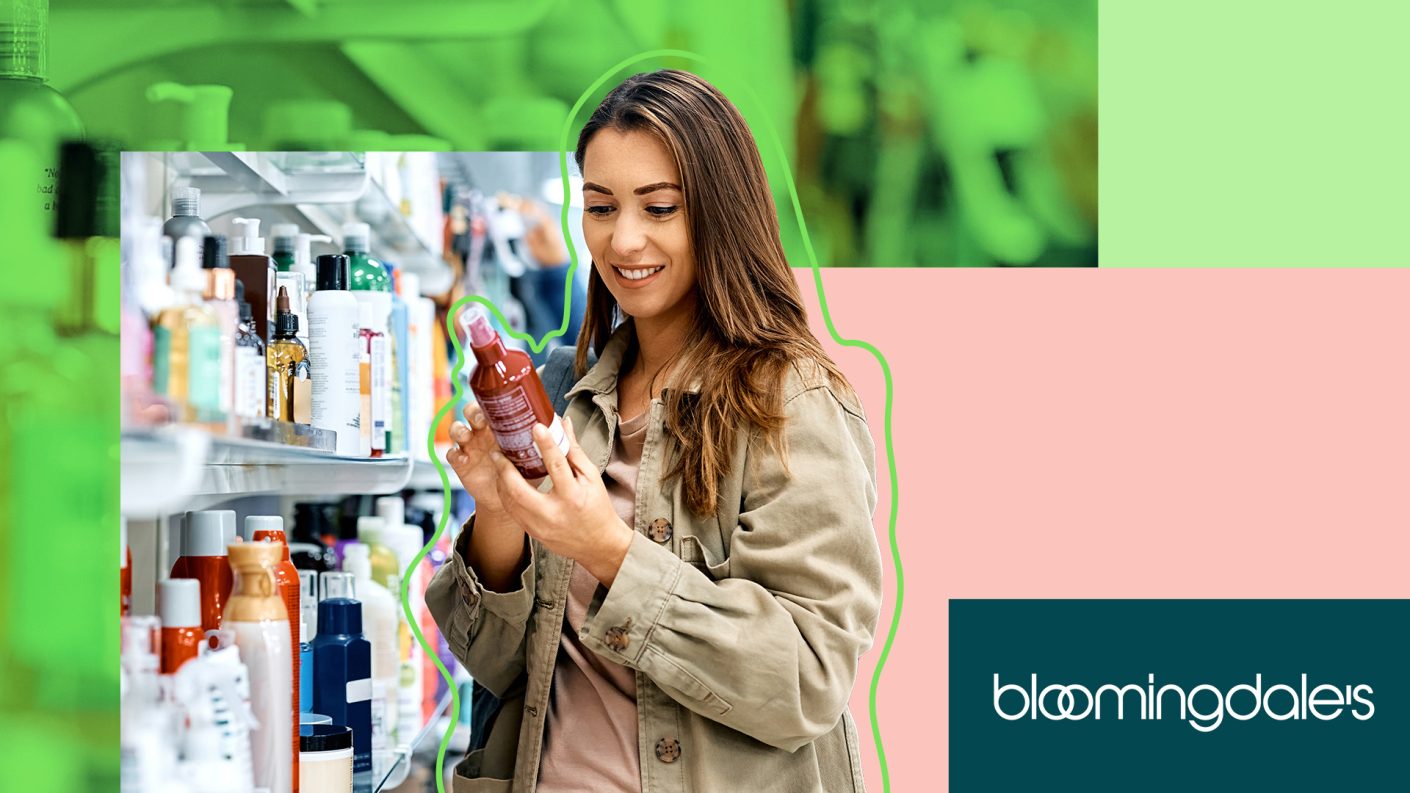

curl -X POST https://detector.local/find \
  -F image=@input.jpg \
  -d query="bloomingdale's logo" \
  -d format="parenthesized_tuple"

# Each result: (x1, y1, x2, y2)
(994, 674, 1375, 732)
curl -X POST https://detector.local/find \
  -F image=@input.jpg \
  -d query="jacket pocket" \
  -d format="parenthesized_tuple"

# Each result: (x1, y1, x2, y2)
(451, 749, 514, 793)
(678, 534, 731, 580)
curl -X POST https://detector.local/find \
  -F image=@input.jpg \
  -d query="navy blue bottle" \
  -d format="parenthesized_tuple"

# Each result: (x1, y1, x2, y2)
(312, 594, 373, 781)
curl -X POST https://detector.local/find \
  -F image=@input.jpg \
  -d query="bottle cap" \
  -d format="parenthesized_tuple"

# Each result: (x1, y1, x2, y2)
(317, 597, 363, 637)
(343, 542, 371, 582)
(319, 570, 356, 601)
(217, 510, 237, 549)
(245, 515, 283, 541)
(315, 254, 349, 290)
(270, 223, 300, 255)
(300, 724, 354, 753)
(231, 217, 265, 255)
(201, 234, 229, 269)
(342, 221, 370, 254)
(461, 305, 497, 348)
(356, 515, 385, 544)
(0, 0, 49, 80)
(274, 286, 299, 337)
(171, 186, 201, 218)
(183, 510, 232, 557)
(375, 496, 404, 528)
(158, 578, 201, 628)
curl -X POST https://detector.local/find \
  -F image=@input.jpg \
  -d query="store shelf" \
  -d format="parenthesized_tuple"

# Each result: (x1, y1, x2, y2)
(376, 691, 455, 792)
(407, 445, 462, 491)
(156, 152, 449, 287)
(121, 426, 414, 516)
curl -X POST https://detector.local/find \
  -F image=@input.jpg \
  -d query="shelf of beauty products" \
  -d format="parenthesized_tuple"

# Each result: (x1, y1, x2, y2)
(153, 151, 450, 291)
(121, 420, 414, 517)
(375, 691, 455, 792)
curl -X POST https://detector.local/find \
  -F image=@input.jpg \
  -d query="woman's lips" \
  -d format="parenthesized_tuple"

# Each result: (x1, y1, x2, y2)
(612, 264, 665, 288)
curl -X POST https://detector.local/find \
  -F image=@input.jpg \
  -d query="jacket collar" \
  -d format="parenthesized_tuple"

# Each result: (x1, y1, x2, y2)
(567, 320, 703, 399)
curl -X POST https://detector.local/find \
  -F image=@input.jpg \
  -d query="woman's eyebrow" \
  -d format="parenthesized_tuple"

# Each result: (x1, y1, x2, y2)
(634, 181, 681, 195)
(583, 181, 613, 195)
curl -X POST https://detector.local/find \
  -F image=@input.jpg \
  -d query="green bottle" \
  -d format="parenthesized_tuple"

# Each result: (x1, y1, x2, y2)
(0, 0, 83, 226)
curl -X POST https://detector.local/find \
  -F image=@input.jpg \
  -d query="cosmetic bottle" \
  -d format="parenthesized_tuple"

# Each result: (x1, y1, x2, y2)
(248, 515, 302, 793)
(153, 237, 221, 421)
(299, 725, 353, 793)
(163, 186, 211, 250)
(168, 632, 257, 793)
(357, 301, 385, 457)
(170, 509, 236, 632)
(354, 516, 400, 595)
(344, 543, 398, 775)
(234, 281, 268, 420)
(121, 616, 182, 793)
(0, 0, 83, 224)
(386, 265, 409, 455)
(230, 217, 278, 344)
(121, 517, 132, 616)
(270, 224, 323, 347)
(202, 234, 238, 418)
(344, 223, 391, 455)
(225, 542, 294, 793)
(461, 306, 568, 478)
(374, 495, 426, 745)
(53, 140, 119, 337)
(313, 571, 373, 786)
(158, 578, 202, 675)
(267, 286, 311, 423)
(308, 254, 360, 455)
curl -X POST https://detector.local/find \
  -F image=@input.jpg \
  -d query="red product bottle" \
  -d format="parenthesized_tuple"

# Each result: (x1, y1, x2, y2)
(170, 510, 236, 632)
(121, 518, 131, 617)
(461, 307, 568, 479)
(158, 578, 203, 674)
(247, 515, 302, 793)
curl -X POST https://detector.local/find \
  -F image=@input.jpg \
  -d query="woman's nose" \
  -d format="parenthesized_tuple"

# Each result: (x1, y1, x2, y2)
(610, 214, 648, 258)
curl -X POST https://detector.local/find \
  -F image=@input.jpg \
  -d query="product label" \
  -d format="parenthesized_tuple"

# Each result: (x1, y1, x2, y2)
(371, 335, 388, 452)
(347, 677, 372, 703)
(235, 347, 266, 418)
(268, 367, 283, 420)
(153, 326, 172, 395)
(478, 387, 555, 474)
(188, 325, 223, 414)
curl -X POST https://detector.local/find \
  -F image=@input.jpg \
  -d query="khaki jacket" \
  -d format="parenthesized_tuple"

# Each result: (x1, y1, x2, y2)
(426, 328, 882, 792)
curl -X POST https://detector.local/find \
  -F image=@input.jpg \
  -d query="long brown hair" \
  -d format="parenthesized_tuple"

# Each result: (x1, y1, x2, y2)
(574, 69, 851, 516)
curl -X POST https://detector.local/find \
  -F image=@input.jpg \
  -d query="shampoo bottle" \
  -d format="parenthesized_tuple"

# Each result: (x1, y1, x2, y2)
(344, 223, 391, 456)
(356, 302, 385, 457)
(201, 234, 238, 418)
(153, 237, 221, 421)
(162, 186, 211, 249)
(230, 217, 278, 344)
(225, 542, 294, 793)
(248, 515, 303, 793)
(170, 509, 235, 632)
(234, 280, 268, 420)
(308, 254, 360, 455)
(375, 495, 426, 745)
(343, 543, 399, 775)
(461, 306, 568, 478)
(313, 571, 374, 786)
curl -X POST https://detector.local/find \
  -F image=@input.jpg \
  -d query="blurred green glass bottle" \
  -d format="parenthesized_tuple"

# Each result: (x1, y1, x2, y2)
(0, 0, 83, 227)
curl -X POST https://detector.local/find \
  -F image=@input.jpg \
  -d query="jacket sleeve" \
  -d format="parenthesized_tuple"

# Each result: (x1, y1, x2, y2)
(578, 384, 883, 751)
(425, 515, 539, 696)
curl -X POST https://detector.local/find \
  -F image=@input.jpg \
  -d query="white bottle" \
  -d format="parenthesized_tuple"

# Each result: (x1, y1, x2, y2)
(307, 254, 361, 456)
(343, 542, 399, 779)
(376, 496, 426, 746)
(224, 543, 293, 793)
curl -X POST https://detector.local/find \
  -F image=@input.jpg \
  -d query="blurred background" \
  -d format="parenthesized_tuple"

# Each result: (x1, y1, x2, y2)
(0, 0, 1096, 790)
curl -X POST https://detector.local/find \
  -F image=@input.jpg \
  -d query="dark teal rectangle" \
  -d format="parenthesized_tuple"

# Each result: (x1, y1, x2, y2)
(950, 600, 1410, 792)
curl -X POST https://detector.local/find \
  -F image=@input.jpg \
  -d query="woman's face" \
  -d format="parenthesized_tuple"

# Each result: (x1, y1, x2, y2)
(581, 128, 697, 324)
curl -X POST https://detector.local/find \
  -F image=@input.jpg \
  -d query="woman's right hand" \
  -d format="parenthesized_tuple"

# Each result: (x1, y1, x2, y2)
(446, 404, 514, 520)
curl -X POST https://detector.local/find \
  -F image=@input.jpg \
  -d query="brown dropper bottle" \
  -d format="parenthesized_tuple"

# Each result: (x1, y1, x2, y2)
(460, 306, 568, 479)
(267, 286, 310, 422)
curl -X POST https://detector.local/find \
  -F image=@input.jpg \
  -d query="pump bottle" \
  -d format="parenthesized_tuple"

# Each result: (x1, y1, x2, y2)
(202, 234, 238, 418)
(153, 238, 222, 420)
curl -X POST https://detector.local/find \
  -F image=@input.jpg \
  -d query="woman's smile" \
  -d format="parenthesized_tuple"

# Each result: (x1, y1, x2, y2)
(610, 263, 666, 287)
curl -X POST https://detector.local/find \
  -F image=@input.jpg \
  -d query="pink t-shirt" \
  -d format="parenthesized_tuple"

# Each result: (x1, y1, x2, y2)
(537, 409, 648, 792)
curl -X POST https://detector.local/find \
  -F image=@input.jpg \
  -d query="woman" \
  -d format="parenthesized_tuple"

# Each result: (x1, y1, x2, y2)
(428, 69, 881, 793)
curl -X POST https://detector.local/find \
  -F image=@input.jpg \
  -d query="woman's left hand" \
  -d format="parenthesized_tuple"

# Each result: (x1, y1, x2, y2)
(490, 416, 634, 587)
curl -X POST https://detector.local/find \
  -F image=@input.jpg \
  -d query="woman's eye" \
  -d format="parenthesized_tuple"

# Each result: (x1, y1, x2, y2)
(646, 205, 679, 217)
(585, 205, 615, 216)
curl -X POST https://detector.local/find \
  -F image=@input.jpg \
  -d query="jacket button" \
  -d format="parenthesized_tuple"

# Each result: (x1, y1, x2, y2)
(648, 518, 673, 543)
(655, 737, 681, 763)
(605, 624, 630, 652)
